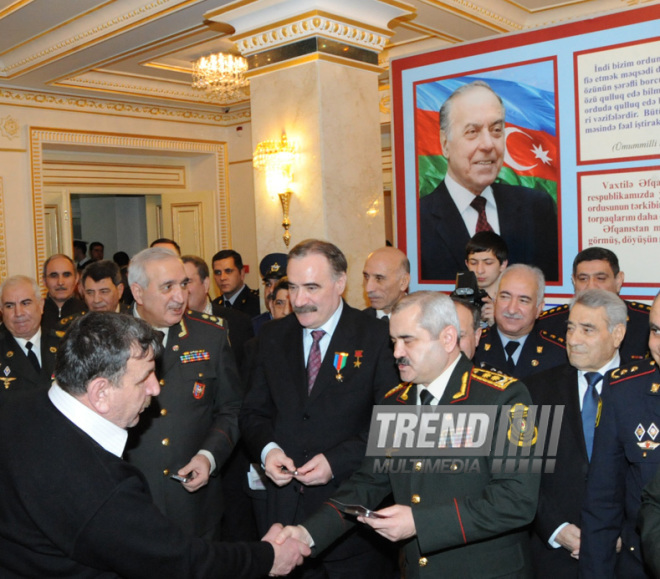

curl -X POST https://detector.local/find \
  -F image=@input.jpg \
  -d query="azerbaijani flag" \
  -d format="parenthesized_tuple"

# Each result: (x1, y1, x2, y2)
(415, 75, 558, 205)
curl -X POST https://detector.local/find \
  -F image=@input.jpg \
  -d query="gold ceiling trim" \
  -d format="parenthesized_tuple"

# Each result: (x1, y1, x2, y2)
(0, 0, 201, 78)
(502, 0, 595, 15)
(0, 177, 7, 282)
(393, 19, 462, 43)
(246, 52, 383, 78)
(30, 127, 232, 280)
(420, 0, 522, 32)
(233, 12, 392, 56)
(0, 87, 248, 126)
(0, 0, 35, 20)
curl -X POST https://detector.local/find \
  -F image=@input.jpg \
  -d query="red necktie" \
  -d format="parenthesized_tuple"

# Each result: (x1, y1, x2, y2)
(307, 330, 325, 394)
(471, 196, 493, 233)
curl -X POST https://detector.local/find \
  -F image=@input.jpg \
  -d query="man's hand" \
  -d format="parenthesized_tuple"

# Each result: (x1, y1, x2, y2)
(264, 448, 297, 486)
(480, 297, 495, 326)
(556, 523, 581, 559)
(274, 524, 314, 548)
(178, 454, 210, 492)
(295, 453, 333, 486)
(262, 524, 310, 576)
(358, 504, 416, 542)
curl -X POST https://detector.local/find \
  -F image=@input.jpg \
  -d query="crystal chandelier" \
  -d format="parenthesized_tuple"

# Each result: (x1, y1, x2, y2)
(191, 53, 248, 103)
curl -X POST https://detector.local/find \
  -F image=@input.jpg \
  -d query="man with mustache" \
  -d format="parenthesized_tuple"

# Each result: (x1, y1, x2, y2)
(474, 264, 566, 379)
(419, 81, 559, 282)
(240, 239, 399, 577)
(41, 254, 86, 333)
(362, 246, 410, 322)
(124, 247, 243, 541)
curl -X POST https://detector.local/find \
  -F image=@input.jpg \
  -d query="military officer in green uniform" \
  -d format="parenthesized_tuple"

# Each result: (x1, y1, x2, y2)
(124, 247, 243, 540)
(275, 291, 540, 578)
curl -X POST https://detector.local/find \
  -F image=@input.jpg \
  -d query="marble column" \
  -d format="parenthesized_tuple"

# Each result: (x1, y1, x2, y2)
(207, 0, 413, 306)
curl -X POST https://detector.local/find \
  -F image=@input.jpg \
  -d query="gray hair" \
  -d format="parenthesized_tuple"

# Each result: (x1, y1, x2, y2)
(499, 264, 545, 307)
(439, 80, 505, 140)
(0, 275, 43, 305)
(128, 247, 179, 289)
(570, 289, 628, 332)
(392, 291, 460, 337)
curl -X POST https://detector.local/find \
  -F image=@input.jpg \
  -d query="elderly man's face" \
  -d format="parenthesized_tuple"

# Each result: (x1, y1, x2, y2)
(82, 277, 122, 312)
(390, 303, 456, 388)
(287, 253, 346, 329)
(567, 303, 624, 372)
(44, 256, 78, 305)
(362, 250, 410, 314)
(132, 257, 189, 328)
(442, 87, 506, 196)
(1, 280, 43, 340)
(104, 349, 160, 429)
(494, 269, 543, 339)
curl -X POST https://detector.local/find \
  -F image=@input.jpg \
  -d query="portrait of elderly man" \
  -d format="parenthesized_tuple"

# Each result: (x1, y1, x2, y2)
(419, 80, 558, 282)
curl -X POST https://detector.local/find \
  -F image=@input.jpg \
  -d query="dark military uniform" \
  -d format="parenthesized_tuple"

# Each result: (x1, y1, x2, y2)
(302, 355, 540, 579)
(40, 295, 86, 334)
(474, 324, 567, 379)
(212, 285, 260, 318)
(125, 310, 242, 540)
(0, 326, 61, 401)
(580, 358, 660, 578)
(537, 300, 651, 361)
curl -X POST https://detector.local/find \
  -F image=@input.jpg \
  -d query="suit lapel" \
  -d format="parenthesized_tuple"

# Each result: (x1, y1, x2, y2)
(0, 331, 39, 384)
(559, 366, 590, 462)
(161, 322, 184, 375)
(429, 183, 471, 266)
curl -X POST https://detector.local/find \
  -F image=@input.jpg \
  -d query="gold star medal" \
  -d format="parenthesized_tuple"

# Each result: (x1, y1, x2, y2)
(354, 350, 363, 368)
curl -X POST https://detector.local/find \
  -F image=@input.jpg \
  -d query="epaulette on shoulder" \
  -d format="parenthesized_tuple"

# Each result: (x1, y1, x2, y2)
(540, 330, 566, 347)
(628, 301, 652, 313)
(470, 367, 518, 391)
(184, 310, 226, 329)
(480, 325, 491, 338)
(609, 358, 657, 383)
(384, 382, 411, 399)
(538, 304, 569, 319)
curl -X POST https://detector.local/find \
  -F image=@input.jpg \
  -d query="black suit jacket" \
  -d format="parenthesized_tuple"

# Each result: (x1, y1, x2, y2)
(239, 303, 398, 559)
(474, 324, 567, 380)
(526, 364, 594, 578)
(419, 181, 559, 282)
(211, 302, 254, 371)
(0, 326, 60, 401)
(126, 311, 243, 539)
(0, 390, 272, 578)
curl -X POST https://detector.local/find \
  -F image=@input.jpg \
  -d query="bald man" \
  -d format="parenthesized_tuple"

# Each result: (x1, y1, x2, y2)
(362, 247, 410, 320)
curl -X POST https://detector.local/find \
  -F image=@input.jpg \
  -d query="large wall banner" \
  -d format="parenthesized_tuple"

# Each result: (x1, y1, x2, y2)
(392, 4, 660, 300)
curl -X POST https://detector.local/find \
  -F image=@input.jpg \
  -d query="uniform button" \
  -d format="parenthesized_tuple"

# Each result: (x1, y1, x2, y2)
(163, 469, 170, 476)
(643, 452, 647, 458)
(162, 438, 170, 446)
(630, 546, 635, 552)
(411, 494, 421, 504)
(419, 557, 428, 567)
(414, 461, 423, 472)
(198, 373, 203, 377)
(160, 408, 168, 416)
(159, 379, 165, 386)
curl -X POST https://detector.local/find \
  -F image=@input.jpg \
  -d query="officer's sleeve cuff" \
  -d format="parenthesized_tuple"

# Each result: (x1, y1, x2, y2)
(548, 522, 569, 549)
(198, 449, 216, 474)
(261, 442, 283, 467)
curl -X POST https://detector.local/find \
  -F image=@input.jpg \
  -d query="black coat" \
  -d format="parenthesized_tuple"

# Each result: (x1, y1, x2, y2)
(212, 285, 261, 318)
(0, 390, 272, 578)
(419, 181, 559, 282)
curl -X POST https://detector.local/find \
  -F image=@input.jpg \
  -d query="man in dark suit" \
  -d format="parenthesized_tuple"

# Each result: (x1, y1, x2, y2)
(0, 275, 60, 399)
(580, 291, 660, 578)
(211, 249, 261, 318)
(240, 239, 399, 577)
(474, 264, 566, 379)
(41, 254, 86, 333)
(80, 260, 132, 314)
(527, 289, 627, 577)
(0, 312, 307, 577)
(125, 247, 244, 541)
(276, 291, 540, 578)
(419, 81, 558, 282)
(537, 247, 650, 361)
(362, 246, 409, 320)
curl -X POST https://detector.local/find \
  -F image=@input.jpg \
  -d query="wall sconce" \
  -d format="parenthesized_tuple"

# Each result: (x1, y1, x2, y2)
(253, 133, 297, 247)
